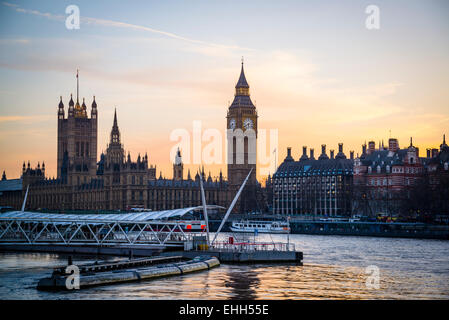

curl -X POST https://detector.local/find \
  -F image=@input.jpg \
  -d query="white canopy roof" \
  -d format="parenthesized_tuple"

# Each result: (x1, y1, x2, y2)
(0, 205, 224, 223)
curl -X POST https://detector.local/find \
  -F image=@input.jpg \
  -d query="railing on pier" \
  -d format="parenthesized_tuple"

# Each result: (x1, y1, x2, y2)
(211, 241, 295, 252)
(0, 218, 205, 246)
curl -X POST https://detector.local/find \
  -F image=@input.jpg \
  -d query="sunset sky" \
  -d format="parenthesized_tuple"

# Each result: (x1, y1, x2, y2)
(0, 0, 448, 183)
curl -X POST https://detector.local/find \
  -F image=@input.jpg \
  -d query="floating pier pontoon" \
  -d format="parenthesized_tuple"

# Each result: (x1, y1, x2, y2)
(37, 255, 220, 290)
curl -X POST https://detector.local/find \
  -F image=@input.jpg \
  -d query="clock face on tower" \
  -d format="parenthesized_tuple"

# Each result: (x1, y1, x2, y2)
(229, 118, 236, 130)
(243, 118, 253, 130)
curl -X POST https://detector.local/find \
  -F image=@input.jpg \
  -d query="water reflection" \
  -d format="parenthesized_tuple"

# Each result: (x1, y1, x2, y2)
(224, 265, 260, 299)
(0, 233, 448, 299)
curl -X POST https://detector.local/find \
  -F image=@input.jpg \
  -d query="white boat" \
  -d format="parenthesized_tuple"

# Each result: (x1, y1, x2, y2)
(230, 220, 290, 234)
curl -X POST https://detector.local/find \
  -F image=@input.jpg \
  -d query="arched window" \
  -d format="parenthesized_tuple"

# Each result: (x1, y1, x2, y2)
(232, 136, 236, 165)
(244, 136, 248, 164)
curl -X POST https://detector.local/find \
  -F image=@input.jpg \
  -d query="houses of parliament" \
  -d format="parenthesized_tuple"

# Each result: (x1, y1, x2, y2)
(0, 64, 263, 212)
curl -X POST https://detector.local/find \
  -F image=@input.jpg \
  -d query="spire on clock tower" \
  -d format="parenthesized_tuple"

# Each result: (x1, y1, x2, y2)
(230, 60, 255, 109)
(236, 59, 249, 92)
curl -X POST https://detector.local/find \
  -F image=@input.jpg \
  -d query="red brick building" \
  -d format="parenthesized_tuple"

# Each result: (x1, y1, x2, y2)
(426, 135, 449, 219)
(353, 138, 426, 217)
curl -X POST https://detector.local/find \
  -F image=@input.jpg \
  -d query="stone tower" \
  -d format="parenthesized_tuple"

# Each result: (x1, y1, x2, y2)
(227, 61, 258, 187)
(226, 61, 261, 213)
(105, 108, 125, 166)
(57, 70, 98, 185)
(173, 148, 183, 181)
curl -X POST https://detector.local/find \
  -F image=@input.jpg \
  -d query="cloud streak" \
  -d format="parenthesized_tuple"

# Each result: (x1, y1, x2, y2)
(2, 2, 253, 53)
(3, 1, 65, 21)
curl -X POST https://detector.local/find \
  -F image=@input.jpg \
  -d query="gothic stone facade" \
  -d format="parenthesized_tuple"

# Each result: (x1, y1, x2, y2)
(0, 69, 263, 212)
(16, 106, 231, 211)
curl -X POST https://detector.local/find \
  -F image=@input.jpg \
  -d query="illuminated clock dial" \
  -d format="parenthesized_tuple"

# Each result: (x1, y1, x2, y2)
(229, 118, 236, 129)
(243, 118, 253, 130)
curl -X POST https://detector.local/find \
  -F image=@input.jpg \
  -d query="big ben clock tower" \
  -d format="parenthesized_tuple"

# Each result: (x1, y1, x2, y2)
(227, 61, 258, 190)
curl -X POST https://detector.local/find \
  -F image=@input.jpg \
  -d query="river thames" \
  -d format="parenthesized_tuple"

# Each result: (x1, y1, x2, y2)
(0, 233, 448, 300)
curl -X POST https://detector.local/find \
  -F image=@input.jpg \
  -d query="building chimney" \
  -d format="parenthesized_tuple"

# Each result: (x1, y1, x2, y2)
(431, 148, 438, 158)
(318, 144, 329, 160)
(330, 149, 334, 159)
(388, 138, 399, 152)
(335, 143, 347, 159)
(368, 141, 375, 154)
(300, 146, 309, 161)
(285, 147, 294, 162)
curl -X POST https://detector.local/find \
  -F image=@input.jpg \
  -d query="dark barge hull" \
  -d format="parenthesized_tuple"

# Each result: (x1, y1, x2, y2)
(37, 255, 220, 290)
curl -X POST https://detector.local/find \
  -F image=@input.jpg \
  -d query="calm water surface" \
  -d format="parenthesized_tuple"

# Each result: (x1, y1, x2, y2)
(1, 233, 448, 299)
